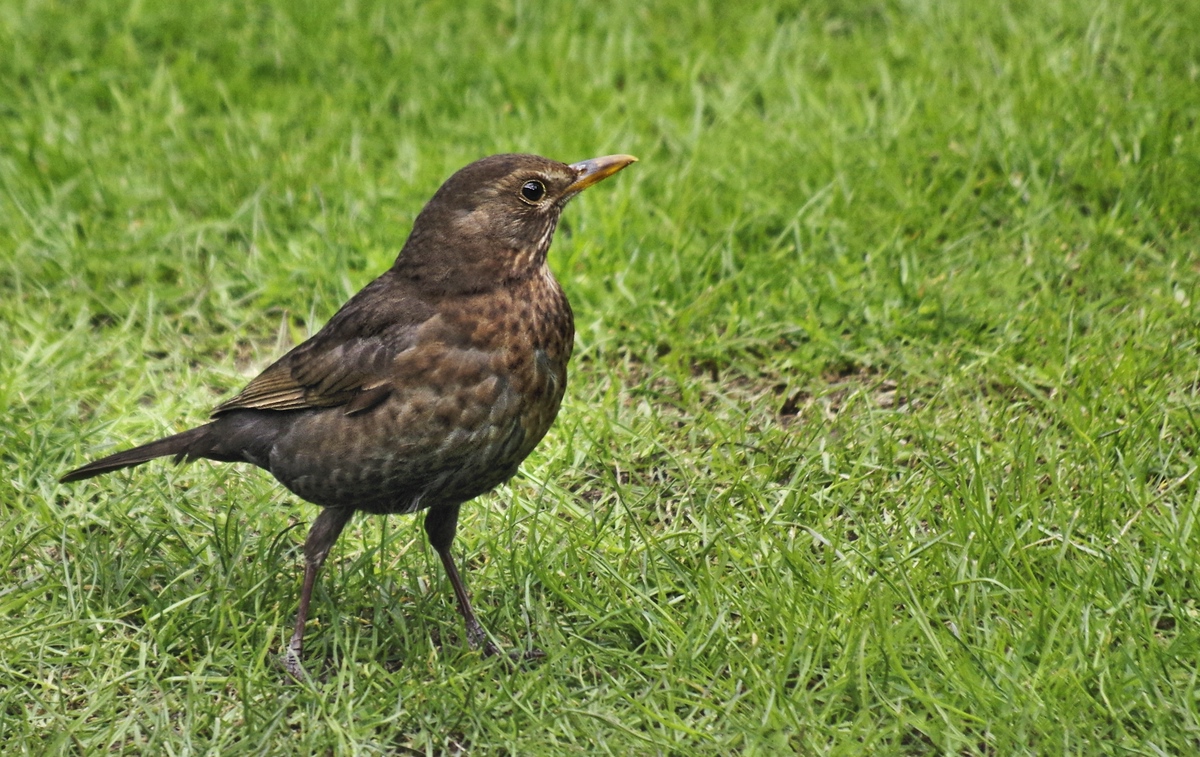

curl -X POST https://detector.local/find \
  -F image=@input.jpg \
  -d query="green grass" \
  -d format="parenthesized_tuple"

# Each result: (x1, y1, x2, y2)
(3, 0, 1199, 752)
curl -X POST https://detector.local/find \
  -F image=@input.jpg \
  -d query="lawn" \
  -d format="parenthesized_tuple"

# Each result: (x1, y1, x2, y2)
(2, 0, 1199, 753)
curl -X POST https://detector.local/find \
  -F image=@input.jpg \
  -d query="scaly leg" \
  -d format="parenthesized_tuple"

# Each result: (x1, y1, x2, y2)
(425, 504, 500, 655)
(284, 506, 355, 679)
(424, 503, 544, 660)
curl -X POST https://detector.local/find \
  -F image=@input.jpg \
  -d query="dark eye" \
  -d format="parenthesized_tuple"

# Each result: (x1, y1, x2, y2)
(521, 180, 546, 203)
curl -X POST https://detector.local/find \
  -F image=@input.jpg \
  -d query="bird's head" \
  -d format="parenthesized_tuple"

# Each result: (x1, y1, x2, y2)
(394, 153, 636, 293)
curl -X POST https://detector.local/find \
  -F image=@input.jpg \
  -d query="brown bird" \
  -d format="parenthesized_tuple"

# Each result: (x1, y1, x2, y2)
(60, 152, 637, 677)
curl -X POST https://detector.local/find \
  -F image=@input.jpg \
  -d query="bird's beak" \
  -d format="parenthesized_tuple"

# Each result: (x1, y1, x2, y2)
(566, 154, 638, 194)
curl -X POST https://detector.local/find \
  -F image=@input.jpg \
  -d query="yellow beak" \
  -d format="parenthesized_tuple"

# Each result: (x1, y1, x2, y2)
(566, 154, 638, 194)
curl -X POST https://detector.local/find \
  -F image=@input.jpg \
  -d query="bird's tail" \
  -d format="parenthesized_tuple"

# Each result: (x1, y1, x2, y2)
(59, 423, 217, 483)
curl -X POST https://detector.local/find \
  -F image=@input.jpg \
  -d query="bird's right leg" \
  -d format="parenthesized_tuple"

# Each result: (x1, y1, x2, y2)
(423, 505, 546, 662)
(284, 506, 355, 680)
(424, 503, 502, 656)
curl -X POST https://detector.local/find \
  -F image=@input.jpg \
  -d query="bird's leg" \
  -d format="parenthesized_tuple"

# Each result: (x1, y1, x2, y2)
(424, 504, 502, 657)
(284, 506, 355, 680)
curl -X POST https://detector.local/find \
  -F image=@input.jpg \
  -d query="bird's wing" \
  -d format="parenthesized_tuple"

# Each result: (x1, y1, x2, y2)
(212, 335, 404, 416)
(213, 275, 430, 417)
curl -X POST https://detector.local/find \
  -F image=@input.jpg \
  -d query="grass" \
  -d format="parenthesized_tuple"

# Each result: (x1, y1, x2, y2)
(2, 0, 1199, 752)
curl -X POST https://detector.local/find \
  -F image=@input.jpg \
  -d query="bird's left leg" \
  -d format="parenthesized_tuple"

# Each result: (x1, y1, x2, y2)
(284, 506, 355, 679)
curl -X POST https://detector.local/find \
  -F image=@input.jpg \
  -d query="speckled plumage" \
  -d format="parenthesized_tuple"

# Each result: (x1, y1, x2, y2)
(60, 152, 636, 677)
(261, 268, 573, 515)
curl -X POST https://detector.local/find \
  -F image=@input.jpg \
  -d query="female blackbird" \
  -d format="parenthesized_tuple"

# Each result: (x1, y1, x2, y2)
(60, 153, 637, 677)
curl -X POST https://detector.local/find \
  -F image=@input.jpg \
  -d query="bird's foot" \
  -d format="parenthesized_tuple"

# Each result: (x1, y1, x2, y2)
(282, 644, 309, 682)
(466, 622, 502, 658)
(479, 639, 504, 658)
(465, 621, 544, 663)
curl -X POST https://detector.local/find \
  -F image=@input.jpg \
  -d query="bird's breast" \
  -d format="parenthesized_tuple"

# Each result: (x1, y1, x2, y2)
(268, 268, 574, 514)
(461, 269, 574, 456)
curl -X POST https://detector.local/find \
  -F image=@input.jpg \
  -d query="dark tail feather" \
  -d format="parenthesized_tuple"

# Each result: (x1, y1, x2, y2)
(60, 424, 216, 483)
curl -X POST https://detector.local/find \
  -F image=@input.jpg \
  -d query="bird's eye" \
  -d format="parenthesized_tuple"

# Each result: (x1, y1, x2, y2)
(521, 180, 546, 203)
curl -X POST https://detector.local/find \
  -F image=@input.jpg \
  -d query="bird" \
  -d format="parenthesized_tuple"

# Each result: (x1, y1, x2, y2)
(60, 152, 637, 678)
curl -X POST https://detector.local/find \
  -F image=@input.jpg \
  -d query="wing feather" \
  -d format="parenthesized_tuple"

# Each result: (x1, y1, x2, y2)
(212, 272, 430, 416)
